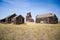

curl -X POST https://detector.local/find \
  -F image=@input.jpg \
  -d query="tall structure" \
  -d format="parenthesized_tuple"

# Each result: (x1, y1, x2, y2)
(26, 12, 34, 22)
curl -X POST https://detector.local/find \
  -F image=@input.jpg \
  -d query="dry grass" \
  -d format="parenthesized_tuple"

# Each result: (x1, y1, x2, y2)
(0, 23, 60, 40)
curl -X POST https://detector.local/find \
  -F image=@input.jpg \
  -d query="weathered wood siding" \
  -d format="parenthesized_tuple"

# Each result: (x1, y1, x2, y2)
(36, 14, 58, 24)
(0, 14, 17, 23)
(13, 15, 24, 24)
(5, 14, 17, 23)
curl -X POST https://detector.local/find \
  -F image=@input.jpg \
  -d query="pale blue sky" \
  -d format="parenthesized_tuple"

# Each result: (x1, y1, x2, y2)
(0, 0, 60, 20)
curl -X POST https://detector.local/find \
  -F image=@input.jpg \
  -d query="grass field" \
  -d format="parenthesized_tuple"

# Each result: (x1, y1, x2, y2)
(0, 23, 60, 40)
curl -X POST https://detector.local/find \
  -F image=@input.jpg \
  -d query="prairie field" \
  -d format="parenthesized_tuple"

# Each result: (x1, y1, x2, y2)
(0, 23, 60, 40)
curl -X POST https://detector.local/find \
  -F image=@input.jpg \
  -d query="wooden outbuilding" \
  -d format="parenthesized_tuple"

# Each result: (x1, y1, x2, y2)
(13, 15, 24, 24)
(0, 13, 17, 23)
(5, 13, 17, 23)
(36, 13, 58, 24)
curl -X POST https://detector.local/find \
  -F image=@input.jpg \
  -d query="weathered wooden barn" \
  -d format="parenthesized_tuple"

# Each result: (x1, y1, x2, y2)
(36, 13, 58, 24)
(13, 15, 24, 24)
(0, 13, 17, 23)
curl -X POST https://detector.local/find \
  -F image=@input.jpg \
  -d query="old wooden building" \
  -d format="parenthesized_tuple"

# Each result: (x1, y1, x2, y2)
(13, 15, 24, 24)
(0, 13, 17, 23)
(36, 13, 58, 24)
(26, 12, 34, 22)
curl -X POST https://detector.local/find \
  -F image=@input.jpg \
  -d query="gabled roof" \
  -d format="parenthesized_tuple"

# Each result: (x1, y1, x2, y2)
(5, 13, 17, 18)
(36, 13, 56, 18)
(13, 15, 24, 19)
(0, 13, 17, 20)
